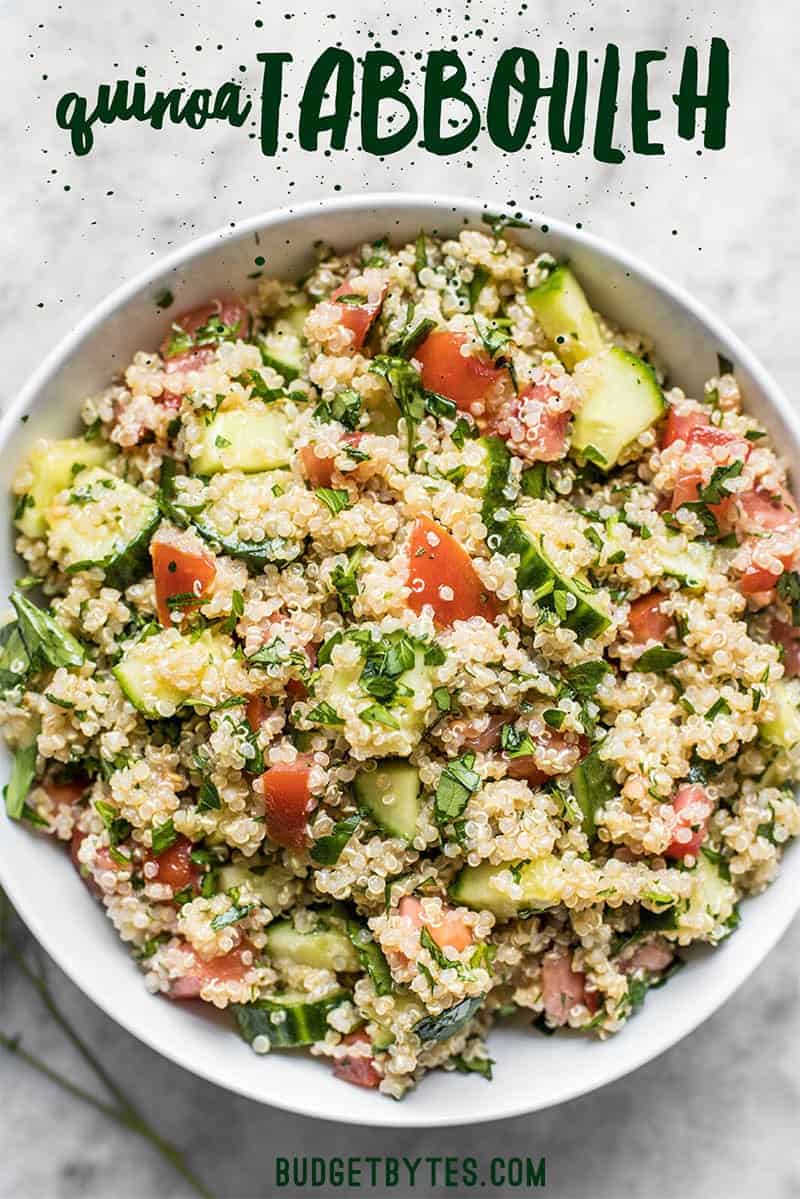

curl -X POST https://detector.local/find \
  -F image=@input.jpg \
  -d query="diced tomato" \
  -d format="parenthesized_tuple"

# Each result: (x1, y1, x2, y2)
(159, 389, 183, 412)
(69, 829, 119, 895)
(739, 545, 794, 596)
(458, 712, 507, 753)
(628, 593, 672, 645)
(44, 776, 89, 806)
(506, 731, 589, 784)
(620, 941, 674, 975)
(504, 756, 549, 785)
(407, 515, 497, 626)
(246, 695, 268, 733)
(147, 835, 200, 894)
(163, 347, 217, 375)
(661, 407, 710, 449)
(690, 426, 750, 457)
(490, 383, 570, 462)
(541, 949, 590, 1026)
(333, 1031, 382, 1088)
(771, 618, 800, 677)
(299, 434, 363, 488)
(664, 783, 713, 859)
(399, 895, 474, 953)
(260, 757, 315, 850)
(329, 282, 386, 350)
(739, 564, 783, 595)
(161, 298, 251, 359)
(170, 943, 253, 999)
(738, 486, 799, 533)
(151, 537, 217, 628)
(670, 473, 736, 526)
(670, 426, 749, 519)
(415, 331, 505, 413)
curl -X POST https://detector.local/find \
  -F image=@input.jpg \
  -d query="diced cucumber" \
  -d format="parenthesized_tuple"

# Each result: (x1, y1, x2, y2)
(259, 321, 304, 382)
(193, 406, 291, 476)
(266, 916, 361, 973)
(370, 991, 424, 1049)
(280, 303, 311, 340)
(113, 628, 230, 717)
(677, 852, 737, 942)
(371, 1025, 395, 1051)
(353, 760, 421, 842)
(761, 679, 800, 749)
(504, 504, 610, 641)
(449, 855, 564, 922)
(217, 863, 296, 913)
(14, 437, 112, 539)
(46, 467, 160, 589)
(478, 436, 515, 538)
(234, 988, 349, 1049)
(526, 264, 605, 369)
(319, 638, 433, 755)
(572, 348, 665, 469)
(570, 749, 615, 838)
(657, 538, 714, 591)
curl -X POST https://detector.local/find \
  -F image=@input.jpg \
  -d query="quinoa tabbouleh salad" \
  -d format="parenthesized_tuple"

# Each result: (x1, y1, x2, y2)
(4, 223, 800, 1098)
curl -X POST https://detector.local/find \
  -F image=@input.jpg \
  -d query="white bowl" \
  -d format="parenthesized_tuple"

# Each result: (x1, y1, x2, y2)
(2, 194, 799, 1127)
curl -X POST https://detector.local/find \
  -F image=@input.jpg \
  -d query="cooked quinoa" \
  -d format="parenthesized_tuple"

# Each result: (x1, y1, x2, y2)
(4, 225, 800, 1098)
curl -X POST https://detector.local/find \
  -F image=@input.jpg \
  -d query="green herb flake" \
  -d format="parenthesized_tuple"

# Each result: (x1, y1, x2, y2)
(151, 818, 178, 857)
(315, 487, 351, 516)
(3, 741, 37, 821)
(306, 701, 344, 726)
(434, 752, 481, 823)
(636, 646, 687, 673)
(310, 815, 360, 865)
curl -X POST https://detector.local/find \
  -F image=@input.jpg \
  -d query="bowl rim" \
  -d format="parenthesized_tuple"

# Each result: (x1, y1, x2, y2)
(3, 191, 800, 1127)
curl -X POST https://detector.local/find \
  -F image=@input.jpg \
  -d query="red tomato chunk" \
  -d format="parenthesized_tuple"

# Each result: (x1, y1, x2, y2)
(151, 539, 217, 628)
(664, 784, 712, 859)
(415, 331, 504, 413)
(407, 516, 496, 626)
(261, 758, 315, 850)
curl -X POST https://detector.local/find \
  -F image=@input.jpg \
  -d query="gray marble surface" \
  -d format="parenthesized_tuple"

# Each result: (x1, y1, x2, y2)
(1, 1, 800, 1196)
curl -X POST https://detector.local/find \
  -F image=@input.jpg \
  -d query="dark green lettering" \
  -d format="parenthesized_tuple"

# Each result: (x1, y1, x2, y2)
(632, 50, 666, 154)
(423, 51, 479, 155)
(361, 51, 417, 154)
(673, 38, 730, 149)
(257, 52, 292, 156)
(299, 48, 354, 151)
(593, 44, 624, 163)
(55, 92, 92, 155)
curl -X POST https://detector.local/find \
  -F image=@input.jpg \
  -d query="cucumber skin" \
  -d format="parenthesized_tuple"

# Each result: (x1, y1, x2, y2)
(234, 989, 349, 1048)
(525, 265, 604, 369)
(502, 521, 611, 641)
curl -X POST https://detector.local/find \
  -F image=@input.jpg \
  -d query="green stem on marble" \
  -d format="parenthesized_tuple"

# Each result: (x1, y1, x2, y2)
(0, 891, 214, 1199)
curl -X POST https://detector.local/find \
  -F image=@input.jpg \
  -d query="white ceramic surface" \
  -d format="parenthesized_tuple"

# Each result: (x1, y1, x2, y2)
(1, 193, 798, 1129)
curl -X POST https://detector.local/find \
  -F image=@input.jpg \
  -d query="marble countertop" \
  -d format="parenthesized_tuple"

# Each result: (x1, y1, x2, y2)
(1, 1, 799, 1195)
